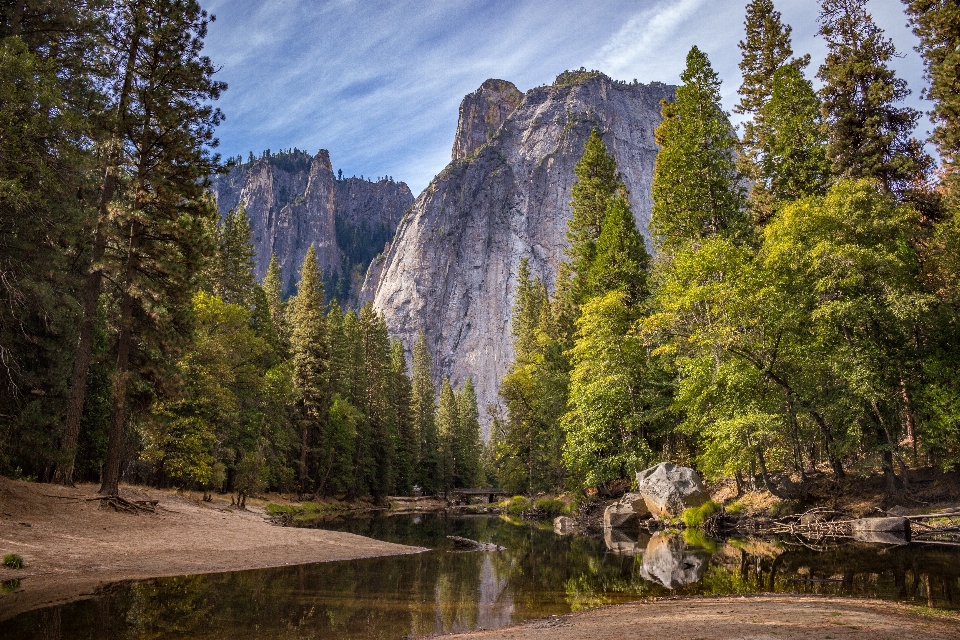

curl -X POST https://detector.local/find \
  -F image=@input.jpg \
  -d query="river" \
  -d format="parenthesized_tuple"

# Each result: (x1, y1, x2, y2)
(4, 513, 959, 638)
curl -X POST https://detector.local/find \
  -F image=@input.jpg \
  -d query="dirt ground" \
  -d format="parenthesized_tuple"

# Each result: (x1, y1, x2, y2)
(434, 595, 960, 639)
(0, 477, 424, 621)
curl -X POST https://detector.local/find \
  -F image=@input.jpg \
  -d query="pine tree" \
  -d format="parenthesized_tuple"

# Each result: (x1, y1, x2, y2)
(390, 339, 416, 495)
(736, 0, 807, 169)
(566, 129, 625, 302)
(411, 331, 439, 493)
(288, 245, 329, 494)
(360, 304, 396, 500)
(757, 65, 830, 201)
(904, 0, 960, 200)
(0, 30, 89, 480)
(736, 0, 801, 116)
(817, 0, 930, 196)
(209, 204, 256, 308)
(262, 252, 290, 357)
(455, 377, 482, 488)
(651, 46, 747, 254)
(586, 195, 650, 304)
(436, 377, 460, 493)
(97, 0, 224, 496)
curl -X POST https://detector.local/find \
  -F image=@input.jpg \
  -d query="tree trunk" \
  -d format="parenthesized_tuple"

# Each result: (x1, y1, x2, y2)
(755, 446, 779, 495)
(54, 10, 145, 485)
(299, 416, 309, 496)
(10, 0, 25, 36)
(99, 221, 140, 496)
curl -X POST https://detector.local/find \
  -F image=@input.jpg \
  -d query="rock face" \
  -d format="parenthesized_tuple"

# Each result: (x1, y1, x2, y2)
(210, 149, 413, 301)
(362, 72, 675, 430)
(636, 463, 709, 518)
(451, 79, 524, 162)
(603, 492, 651, 528)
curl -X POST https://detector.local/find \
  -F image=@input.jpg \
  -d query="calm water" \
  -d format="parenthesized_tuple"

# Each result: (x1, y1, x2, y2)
(3, 513, 959, 639)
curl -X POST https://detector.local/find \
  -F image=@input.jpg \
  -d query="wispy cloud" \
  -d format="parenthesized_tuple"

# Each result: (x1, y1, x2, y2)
(201, 0, 929, 194)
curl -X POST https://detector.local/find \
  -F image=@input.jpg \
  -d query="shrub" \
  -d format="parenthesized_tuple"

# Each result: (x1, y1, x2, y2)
(3, 553, 23, 569)
(533, 498, 568, 518)
(681, 500, 722, 527)
(498, 495, 533, 515)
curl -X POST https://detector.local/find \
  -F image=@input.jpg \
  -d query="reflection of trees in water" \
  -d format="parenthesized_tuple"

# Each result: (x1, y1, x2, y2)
(7, 517, 960, 639)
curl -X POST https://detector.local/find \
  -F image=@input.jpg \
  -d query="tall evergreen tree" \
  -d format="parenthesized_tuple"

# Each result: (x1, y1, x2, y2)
(288, 245, 329, 494)
(904, 0, 960, 201)
(586, 195, 650, 304)
(262, 252, 290, 357)
(359, 303, 396, 500)
(817, 0, 930, 197)
(390, 339, 416, 495)
(456, 377, 482, 488)
(497, 261, 568, 494)
(209, 204, 256, 307)
(436, 377, 460, 493)
(97, 0, 224, 496)
(411, 332, 439, 493)
(566, 129, 625, 303)
(736, 0, 802, 117)
(0, 28, 90, 479)
(757, 65, 830, 201)
(651, 46, 747, 253)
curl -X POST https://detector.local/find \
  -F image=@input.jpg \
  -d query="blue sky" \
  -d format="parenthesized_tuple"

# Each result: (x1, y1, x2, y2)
(201, 0, 929, 195)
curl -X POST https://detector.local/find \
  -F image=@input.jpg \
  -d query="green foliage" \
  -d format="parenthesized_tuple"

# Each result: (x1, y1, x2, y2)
(562, 291, 653, 489)
(681, 500, 722, 527)
(208, 205, 257, 307)
(412, 332, 440, 493)
(905, 0, 960, 200)
(651, 46, 747, 253)
(498, 495, 533, 515)
(437, 378, 460, 493)
(586, 195, 650, 304)
(756, 65, 829, 202)
(534, 498, 568, 517)
(3, 553, 23, 569)
(817, 0, 930, 196)
(567, 129, 625, 301)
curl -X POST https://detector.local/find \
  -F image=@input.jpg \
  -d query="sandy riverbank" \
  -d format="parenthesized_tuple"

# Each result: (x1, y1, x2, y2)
(0, 477, 424, 621)
(433, 595, 960, 639)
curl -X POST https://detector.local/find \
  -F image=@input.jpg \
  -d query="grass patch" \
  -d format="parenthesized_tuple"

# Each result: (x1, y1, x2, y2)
(1, 579, 20, 593)
(534, 498, 569, 517)
(725, 501, 744, 515)
(905, 605, 960, 619)
(682, 500, 722, 527)
(265, 501, 348, 521)
(498, 495, 533, 515)
(3, 553, 23, 569)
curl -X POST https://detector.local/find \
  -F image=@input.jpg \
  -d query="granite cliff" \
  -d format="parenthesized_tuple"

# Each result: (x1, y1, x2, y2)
(361, 71, 675, 433)
(211, 149, 413, 302)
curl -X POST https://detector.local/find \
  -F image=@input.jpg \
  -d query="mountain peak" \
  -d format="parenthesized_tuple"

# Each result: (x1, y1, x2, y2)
(451, 79, 524, 162)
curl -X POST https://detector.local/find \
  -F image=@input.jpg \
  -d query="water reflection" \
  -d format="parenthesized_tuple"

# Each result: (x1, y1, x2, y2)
(4, 514, 960, 639)
(639, 534, 709, 588)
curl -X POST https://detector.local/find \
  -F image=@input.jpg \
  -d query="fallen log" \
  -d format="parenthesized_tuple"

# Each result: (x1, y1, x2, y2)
(446, 535, 505, 552)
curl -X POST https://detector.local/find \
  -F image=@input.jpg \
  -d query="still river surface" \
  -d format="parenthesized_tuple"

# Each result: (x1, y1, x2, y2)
(4, 513, 960, 638)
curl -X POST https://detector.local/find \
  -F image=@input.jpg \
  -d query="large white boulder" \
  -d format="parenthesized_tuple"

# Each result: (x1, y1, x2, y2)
(636, 462, 708, 518)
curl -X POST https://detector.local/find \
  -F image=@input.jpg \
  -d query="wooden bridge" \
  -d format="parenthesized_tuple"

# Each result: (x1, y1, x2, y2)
(448, 488, 508, 503)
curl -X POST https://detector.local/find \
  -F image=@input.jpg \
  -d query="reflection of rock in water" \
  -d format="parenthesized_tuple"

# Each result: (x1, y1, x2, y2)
(477, 554, 513, 630)
(604, 528, 643, 556)
(640, 534, 709, 588)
